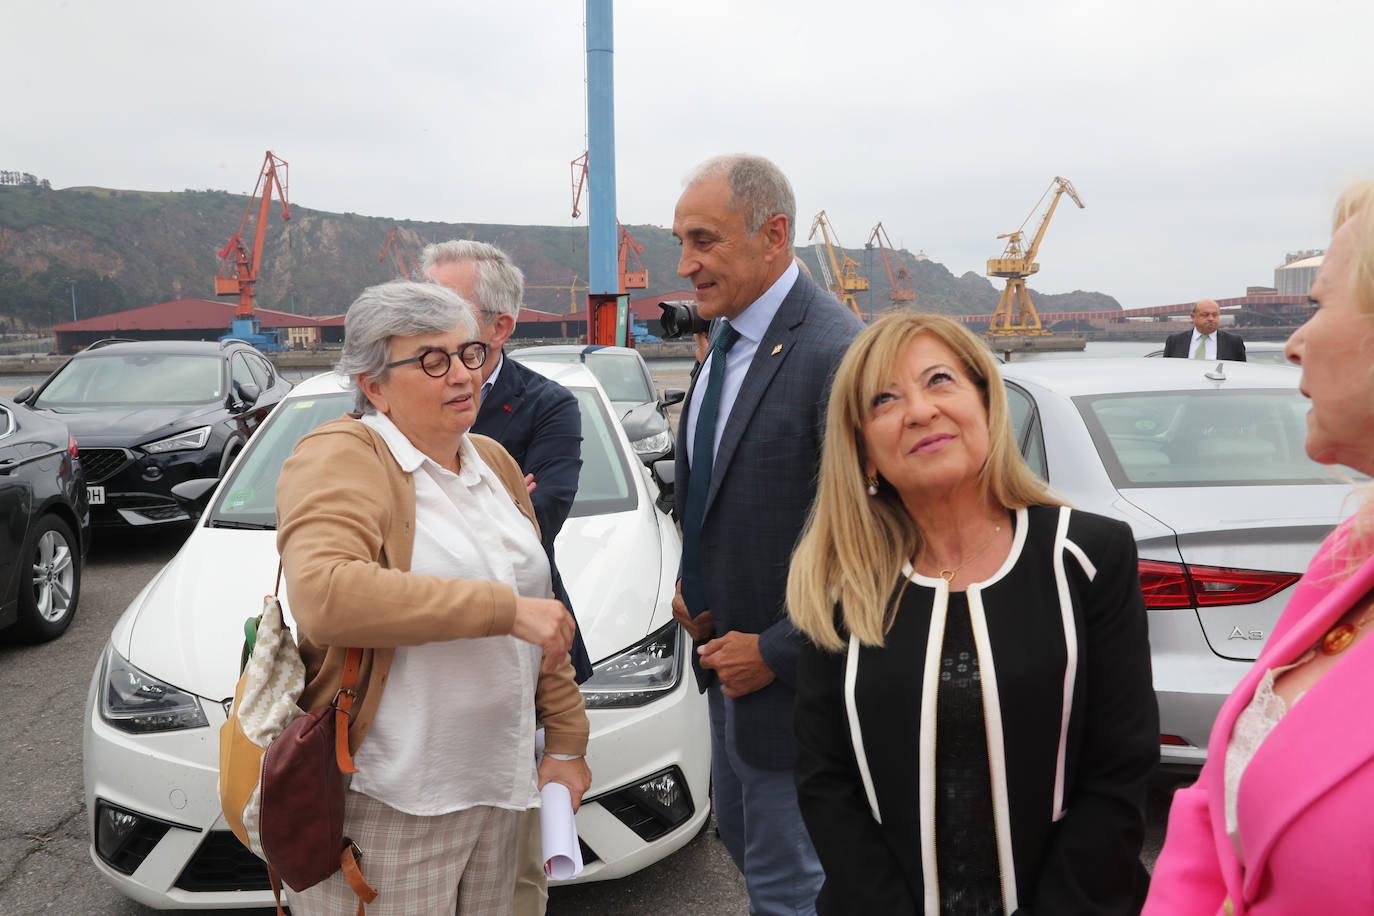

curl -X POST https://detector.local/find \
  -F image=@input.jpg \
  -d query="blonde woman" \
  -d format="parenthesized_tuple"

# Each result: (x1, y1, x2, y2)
(788, 312, 1157, 915)
(1146, 184, 1374, 916)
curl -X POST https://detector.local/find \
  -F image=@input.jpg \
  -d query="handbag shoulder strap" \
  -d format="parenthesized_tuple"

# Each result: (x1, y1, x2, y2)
(333, 647, 364, 774)
(278, 557, 364, 775)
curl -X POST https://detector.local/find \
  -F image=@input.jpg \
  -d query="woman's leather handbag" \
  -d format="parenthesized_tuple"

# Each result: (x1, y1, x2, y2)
(218, 571, 378, 913)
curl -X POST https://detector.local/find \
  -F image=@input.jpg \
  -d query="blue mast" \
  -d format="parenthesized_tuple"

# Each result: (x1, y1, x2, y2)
(585, 0, 617, 296)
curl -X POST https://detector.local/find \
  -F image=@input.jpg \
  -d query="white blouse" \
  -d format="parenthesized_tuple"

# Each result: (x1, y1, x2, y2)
(349, 413, 551, 816)
(1224, 651, 1312, 860)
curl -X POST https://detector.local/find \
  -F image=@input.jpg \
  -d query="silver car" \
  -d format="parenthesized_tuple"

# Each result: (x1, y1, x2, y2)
(1000, 358, 1360, 769)
(510, 345, 684, 465)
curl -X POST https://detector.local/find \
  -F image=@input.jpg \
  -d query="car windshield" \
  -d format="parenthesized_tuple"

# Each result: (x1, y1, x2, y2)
(35, 353, 224, 406)
(527, 353, 653, 403)
(206, 384, 637, 528)
(1076, 389, 1366, 487)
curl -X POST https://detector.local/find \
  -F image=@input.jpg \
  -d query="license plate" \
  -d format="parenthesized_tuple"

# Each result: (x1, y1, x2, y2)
(87, 486, 105, 505)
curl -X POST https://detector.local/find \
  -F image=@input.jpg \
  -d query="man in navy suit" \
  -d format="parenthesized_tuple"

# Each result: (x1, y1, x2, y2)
(423, 240, 591, 916)
(1163, 298, 1247, 360)
(672, 154, 863, 915)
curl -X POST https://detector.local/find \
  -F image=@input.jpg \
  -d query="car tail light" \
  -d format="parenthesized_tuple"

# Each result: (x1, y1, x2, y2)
(1160, 734, 1191, 746)
(69, 435, 79, 457)
(1138, 559, 1299, 610)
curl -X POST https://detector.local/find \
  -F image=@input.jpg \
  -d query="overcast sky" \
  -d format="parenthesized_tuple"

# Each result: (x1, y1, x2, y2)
(5, 0, 1372, 308)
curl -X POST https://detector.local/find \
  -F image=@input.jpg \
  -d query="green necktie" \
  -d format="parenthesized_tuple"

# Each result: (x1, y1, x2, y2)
(1194, 334, 1208, 359)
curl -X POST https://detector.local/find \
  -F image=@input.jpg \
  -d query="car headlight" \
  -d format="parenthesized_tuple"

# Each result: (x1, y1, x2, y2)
(142, 426, 212, 454)
(579, 621, 681, 708)
(98, 644, 209, 733)
(630, 429, 673, 457)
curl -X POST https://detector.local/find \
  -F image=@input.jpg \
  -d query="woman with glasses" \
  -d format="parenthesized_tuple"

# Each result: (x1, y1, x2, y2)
(276, 280, 590, 915)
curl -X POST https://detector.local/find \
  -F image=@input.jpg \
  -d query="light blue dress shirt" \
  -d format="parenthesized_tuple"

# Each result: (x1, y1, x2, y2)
(685, 260, 800, 465)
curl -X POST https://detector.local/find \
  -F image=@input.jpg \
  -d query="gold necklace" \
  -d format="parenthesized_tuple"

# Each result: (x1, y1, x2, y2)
(924, 524, 1003, 583)
(1320, 600, 1374, 656)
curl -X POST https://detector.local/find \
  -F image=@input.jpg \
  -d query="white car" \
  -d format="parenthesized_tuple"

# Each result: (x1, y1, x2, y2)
(82, 363, 710, 908)
(1000, 357, 1360, 769)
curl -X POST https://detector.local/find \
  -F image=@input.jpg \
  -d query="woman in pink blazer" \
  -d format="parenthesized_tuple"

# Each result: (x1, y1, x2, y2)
(1145, 181, 1374, 916)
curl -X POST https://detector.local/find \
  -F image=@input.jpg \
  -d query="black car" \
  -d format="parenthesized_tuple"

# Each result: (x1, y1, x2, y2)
(15, 339, 292, 528)
(0, 395, 89, 641)
(510, 345, 685, 465)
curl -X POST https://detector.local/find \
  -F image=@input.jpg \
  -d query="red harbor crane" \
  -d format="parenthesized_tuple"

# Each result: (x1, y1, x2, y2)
(380, 226, 422, 279)
(618, 222, 648, 292)
(214, 151, 290, 350)
(866, 222, 916, 307)
(570, 151, 589, 219)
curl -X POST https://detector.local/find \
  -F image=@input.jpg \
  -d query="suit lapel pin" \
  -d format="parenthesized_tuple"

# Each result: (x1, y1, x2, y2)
(502, 404, 512, 413)
(771, 344, 783, 356)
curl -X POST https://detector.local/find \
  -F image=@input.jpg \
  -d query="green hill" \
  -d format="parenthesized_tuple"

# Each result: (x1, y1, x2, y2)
(0, 184, 1119, 330)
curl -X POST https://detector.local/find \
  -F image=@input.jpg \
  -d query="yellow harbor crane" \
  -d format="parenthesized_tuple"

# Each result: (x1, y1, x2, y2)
(866, 222, 916, 307)
(526, 276, 589, 314)
(986, 176, 1085, 337)
(808, 211, 867, 318)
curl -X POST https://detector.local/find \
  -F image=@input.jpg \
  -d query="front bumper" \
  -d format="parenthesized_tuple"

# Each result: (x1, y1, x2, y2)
(83, 448, 219, 527)
(83, 646, 711, 907)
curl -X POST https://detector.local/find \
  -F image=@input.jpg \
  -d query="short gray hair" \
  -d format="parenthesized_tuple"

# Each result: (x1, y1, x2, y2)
(684, 154, 797, 248)
(335, 280, 478, 413)
(420, 240, 525, 320)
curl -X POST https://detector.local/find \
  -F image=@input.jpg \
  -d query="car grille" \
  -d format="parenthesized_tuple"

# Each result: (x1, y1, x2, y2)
(174, 831, 270, 892)
(79, 447, 133, 484)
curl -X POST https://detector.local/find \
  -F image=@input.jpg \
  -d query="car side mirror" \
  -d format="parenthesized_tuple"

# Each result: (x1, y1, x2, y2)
(661, 388, 685, 407)
(651, 458, 677, 519)
(235, 382, 262, 406)
(170, 477, 220, 517)
(13, 386, 34, 404)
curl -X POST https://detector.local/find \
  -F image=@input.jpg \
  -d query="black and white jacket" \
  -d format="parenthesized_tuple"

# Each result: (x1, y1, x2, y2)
(795, 505, 1159, 915)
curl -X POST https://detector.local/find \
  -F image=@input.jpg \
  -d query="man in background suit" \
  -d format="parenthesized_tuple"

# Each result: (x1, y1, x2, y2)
(1163, 298, 1247, 360)
(671, 154, 864, 915)
(423, 240, 591, 916)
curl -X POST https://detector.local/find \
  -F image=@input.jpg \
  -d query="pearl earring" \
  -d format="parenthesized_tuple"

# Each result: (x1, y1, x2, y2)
(864, 474, 879, 496)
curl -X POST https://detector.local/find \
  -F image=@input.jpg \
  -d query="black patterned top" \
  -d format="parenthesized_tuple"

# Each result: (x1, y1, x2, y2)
(935, 591, 1004, 915)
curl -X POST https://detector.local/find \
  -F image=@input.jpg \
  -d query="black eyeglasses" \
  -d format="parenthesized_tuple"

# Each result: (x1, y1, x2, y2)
(384, 341, 488, 377)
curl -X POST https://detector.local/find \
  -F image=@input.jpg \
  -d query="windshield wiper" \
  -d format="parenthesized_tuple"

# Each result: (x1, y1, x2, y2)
(208, 519, 277, 530)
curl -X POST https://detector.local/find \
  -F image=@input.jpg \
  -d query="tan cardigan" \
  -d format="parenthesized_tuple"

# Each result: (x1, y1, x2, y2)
(276, 415, 589, 758)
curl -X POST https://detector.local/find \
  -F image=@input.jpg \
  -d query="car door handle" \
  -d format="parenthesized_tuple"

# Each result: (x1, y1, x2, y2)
(0, 448, 63, 474)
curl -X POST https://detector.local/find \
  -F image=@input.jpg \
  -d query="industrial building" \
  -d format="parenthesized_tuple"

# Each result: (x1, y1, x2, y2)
(51, 290, 699, 354)
(52, 299, 324, 354)
(1274, 250, 1324, 296)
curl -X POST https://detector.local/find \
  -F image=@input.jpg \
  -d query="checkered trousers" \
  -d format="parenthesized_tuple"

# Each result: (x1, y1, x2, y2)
(285, 790, 519, 915)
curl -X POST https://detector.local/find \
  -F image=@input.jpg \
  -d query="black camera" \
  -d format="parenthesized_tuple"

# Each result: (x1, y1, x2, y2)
(658, 300, 711, 339)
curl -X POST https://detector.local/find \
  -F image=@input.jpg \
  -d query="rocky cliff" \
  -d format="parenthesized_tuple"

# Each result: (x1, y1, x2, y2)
(0, 184, 1120, 329)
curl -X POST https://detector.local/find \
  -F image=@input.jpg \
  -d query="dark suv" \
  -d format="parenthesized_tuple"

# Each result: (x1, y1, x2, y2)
(15, 339, 292, 528)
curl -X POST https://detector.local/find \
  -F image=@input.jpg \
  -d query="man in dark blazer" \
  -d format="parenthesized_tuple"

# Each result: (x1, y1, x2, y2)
(424, 240, 592, 916)
(671, 154, 863, 915)
(423, 240, 592, 683)
(1163, 298, 1247, 360)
